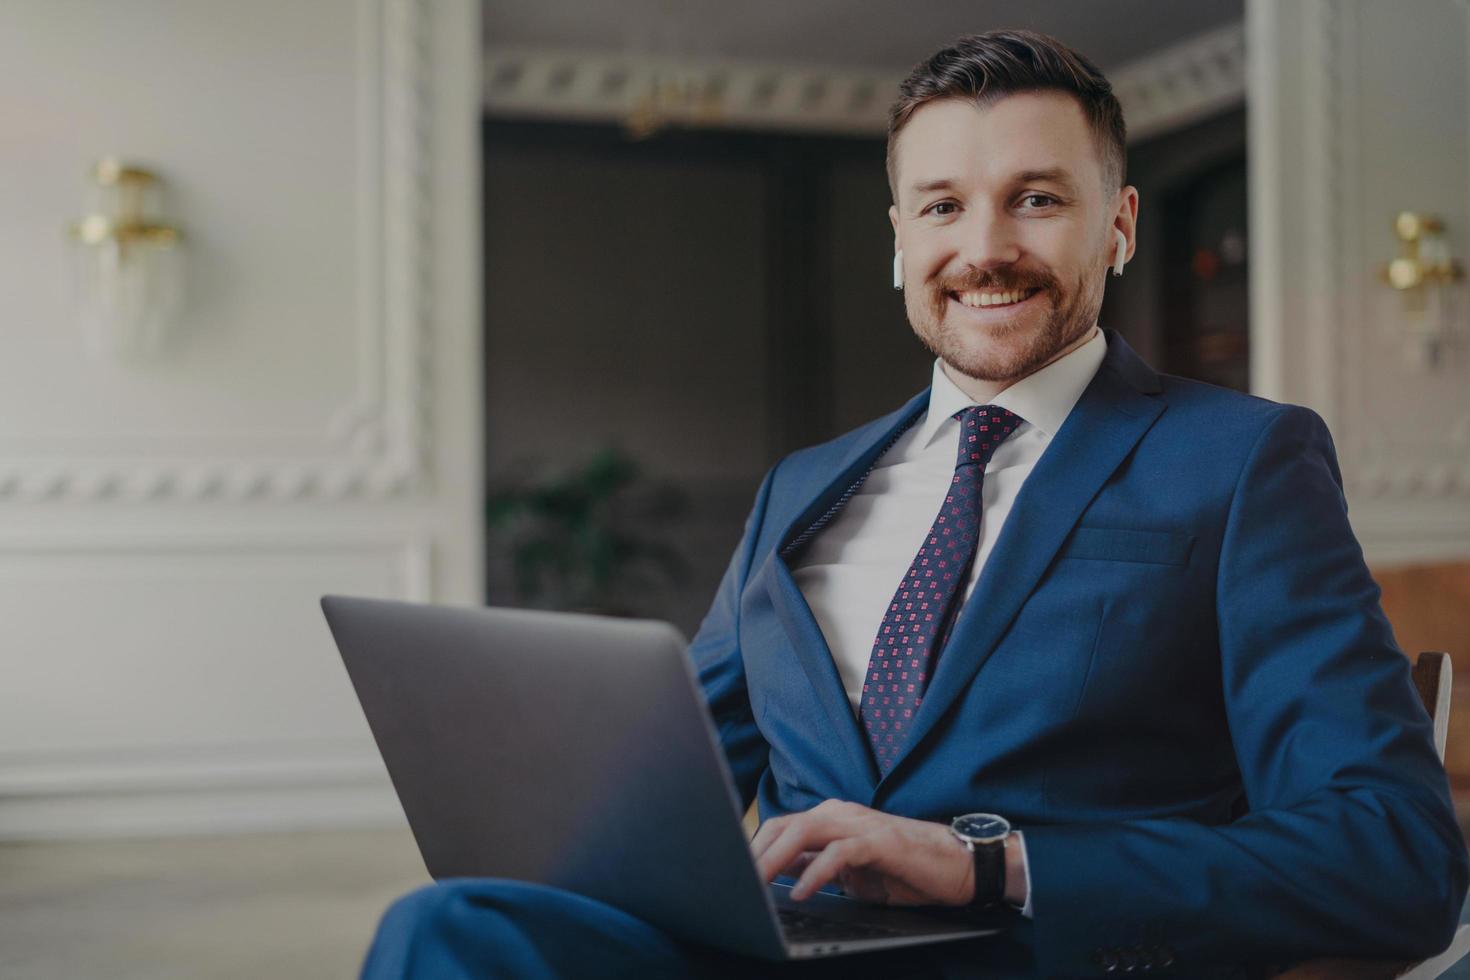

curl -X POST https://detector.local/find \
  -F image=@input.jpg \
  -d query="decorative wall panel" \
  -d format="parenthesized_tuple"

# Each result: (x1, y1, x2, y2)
(0, 534, 428, 837)
(0, 0, 432, 502)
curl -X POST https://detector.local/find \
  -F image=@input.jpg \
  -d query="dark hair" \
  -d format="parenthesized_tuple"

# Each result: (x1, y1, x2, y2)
(886, 29, 1127, 200)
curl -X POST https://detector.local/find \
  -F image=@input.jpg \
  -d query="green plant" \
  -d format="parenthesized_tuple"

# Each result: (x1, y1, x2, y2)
(485, 448, 689, 615)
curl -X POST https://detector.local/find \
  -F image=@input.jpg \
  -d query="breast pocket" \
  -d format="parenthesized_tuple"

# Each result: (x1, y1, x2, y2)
(1058, 526, 1194, 566)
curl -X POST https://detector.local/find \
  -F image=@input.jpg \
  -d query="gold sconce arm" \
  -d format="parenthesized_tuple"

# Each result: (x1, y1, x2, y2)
(1380, 211, 1462, 290)
(68, 159, 181, 250)
(69, 215, 180, 247)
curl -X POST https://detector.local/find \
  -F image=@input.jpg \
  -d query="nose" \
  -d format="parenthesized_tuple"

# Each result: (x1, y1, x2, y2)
(952, 211, 1022, 272)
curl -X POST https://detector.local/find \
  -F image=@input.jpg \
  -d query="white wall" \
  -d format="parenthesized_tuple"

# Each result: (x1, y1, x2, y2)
(1248, 0, 1470, 565)
(0, 0, 482, 837)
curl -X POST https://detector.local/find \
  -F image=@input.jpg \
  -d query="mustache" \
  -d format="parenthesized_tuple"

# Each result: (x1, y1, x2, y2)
(933, 272, 1055, 294)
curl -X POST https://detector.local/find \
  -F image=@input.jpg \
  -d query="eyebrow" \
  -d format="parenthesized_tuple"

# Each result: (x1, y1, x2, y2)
(909, 168, 1080, 196)
(1015, 168, 1080, 193)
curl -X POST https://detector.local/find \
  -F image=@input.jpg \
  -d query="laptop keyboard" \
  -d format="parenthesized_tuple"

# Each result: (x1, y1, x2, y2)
(776, 906, 905, 943)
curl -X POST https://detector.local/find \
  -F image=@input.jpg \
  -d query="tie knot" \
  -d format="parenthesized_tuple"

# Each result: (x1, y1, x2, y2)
(952, 405, 1022, 469)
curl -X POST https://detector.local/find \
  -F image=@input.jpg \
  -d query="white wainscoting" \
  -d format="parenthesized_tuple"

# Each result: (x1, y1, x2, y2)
(0, 534, 428, 838)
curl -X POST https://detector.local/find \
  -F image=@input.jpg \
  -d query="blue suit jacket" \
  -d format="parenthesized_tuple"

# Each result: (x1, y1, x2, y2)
(687, 330, 1467, 976)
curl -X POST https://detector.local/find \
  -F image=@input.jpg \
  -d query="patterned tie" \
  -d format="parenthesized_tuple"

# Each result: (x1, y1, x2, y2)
(860, 404, 1022, 773)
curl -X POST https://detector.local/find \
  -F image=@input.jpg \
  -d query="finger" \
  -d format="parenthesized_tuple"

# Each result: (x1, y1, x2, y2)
(751, 800, 851, 860)
(749, 815, 790, 861)
(754, 801, 876, 879)
(776, 850, 818, 880)
(756, 814, 860, 883)
(791, 837, 871, 901)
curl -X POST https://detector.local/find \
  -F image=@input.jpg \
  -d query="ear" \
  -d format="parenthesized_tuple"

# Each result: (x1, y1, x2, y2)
(1111, 185, 1140, 265)
(888, 204, 901, 252)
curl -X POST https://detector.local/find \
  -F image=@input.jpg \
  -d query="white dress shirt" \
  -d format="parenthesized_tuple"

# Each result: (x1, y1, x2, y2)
(790, 327, 1107, 916)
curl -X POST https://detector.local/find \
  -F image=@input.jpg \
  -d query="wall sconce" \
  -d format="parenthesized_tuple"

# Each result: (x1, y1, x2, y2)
(66, 157, 183, 360)
(1379, 211, 1463, 369)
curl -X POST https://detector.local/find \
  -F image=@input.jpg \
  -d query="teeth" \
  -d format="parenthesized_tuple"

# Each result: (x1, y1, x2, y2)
(956, 288, 1033, 308)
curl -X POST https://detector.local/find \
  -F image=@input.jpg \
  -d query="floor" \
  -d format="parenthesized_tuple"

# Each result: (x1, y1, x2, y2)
(0, 828, 428, 980)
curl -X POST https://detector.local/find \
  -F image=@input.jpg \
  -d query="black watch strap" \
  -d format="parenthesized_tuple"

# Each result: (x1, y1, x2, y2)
(968, 837, 1007, 908)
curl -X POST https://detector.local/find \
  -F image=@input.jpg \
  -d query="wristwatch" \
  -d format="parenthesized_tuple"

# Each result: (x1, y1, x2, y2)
(950, 812, 1010, 908)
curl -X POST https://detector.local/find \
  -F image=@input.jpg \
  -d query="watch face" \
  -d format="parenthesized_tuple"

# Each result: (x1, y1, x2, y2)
(952, 813, 1010, 843)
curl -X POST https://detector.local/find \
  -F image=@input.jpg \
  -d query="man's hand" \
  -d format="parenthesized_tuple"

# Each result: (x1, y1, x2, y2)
(750, 799, 974, 905)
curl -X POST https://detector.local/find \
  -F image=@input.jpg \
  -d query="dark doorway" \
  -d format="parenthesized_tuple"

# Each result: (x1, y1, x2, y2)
(482, 119, 926, 633)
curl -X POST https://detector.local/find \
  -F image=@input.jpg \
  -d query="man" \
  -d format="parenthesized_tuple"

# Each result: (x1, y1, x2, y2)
(364, 30, 1467, 978)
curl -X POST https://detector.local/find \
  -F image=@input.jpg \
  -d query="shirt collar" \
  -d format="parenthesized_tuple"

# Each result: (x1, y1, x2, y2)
(914, 326, 1108, 450)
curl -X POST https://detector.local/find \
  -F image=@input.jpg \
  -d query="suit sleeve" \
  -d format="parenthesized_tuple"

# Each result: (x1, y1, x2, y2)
(686, 464, 778, 809)
(1020, 405, 1468, 976)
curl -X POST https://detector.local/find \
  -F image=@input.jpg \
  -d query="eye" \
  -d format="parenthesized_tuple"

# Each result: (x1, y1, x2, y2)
(922, 200, 959, 217)
(1019, 194, 1059, 210)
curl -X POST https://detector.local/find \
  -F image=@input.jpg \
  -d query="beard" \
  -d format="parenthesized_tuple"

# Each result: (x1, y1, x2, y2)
(904, 255, 1106, 383)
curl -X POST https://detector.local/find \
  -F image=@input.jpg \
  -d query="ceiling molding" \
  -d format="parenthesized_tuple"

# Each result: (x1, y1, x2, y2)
(1108, 21, 1244, 142)
(483, 47, 901, 136)
(481, 21, 1244, 141)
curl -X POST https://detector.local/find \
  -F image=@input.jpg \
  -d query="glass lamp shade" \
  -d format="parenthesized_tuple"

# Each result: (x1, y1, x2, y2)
(67, 223, 183, 360)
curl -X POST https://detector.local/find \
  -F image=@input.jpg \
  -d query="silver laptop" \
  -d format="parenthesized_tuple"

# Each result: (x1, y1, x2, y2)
(320, 596, 1004, 960)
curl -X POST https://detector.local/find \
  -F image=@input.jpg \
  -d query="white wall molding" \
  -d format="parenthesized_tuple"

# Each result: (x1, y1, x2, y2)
(0, 741, 404, 839)
(0, 529, 434, 597)
(1246, 0, 1287, 405)
(1301, 0, 1346, 436)
(0, 741, 385, 797)
(1349, 499, 1470, 568)
(0, 0, 433, 504)
(1249, 0, 1343, 418)
(481, 23, 1245, 142)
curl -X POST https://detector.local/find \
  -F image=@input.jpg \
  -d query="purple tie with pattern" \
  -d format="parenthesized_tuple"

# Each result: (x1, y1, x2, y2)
(860, 404, 1022, 773)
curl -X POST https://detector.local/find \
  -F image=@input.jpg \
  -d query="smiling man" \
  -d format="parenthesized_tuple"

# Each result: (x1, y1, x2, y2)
(362, 30, 1466, 980)
(737, 31, 1464, 975)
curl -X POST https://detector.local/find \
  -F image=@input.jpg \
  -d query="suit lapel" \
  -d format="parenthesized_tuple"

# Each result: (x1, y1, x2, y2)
(770, 390, 930, 562)
(879, 332, 1167, 784)
(759, 555, 879, 795)
(757, 390, 929, 797)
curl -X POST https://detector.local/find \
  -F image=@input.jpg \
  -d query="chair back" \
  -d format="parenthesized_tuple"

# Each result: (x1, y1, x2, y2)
(1412, 650, 1453, 763)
